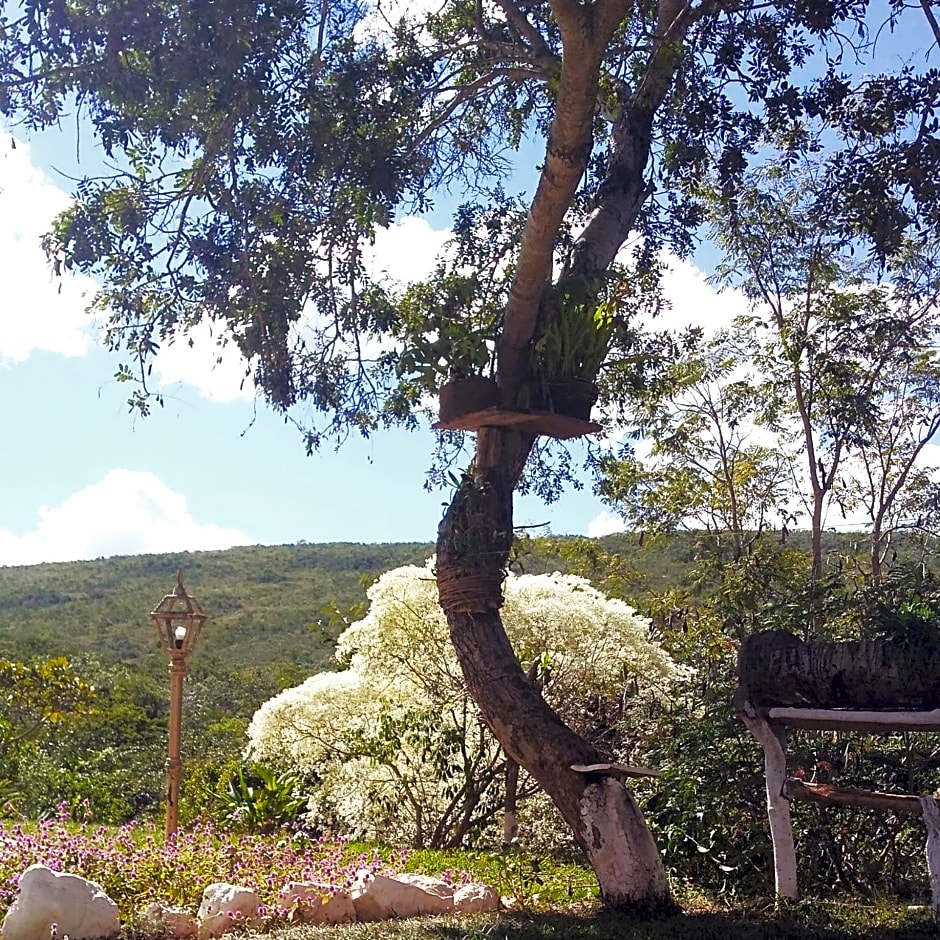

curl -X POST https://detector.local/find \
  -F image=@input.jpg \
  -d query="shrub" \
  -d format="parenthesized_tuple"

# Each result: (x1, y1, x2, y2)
(247, 562, 681, 848)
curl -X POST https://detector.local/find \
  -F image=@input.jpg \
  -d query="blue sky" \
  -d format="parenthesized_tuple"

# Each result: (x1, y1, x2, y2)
(1, 125, 738, 565)
(1, 2, 929, 567)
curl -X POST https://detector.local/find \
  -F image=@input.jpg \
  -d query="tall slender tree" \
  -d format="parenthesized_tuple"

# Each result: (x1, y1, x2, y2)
(708, 168, 940, 588)
(2, 0, 938, 907)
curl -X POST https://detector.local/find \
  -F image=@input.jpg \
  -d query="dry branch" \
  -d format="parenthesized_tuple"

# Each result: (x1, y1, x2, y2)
(784, 778, 939, 816)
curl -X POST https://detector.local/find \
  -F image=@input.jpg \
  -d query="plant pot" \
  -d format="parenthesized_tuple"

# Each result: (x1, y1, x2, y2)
(438, 376, 500, 423)
(549, 379, 598, 421)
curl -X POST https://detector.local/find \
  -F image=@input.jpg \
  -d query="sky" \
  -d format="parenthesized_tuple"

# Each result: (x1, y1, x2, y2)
(0, 2, 931, 568)
(0, 127, 747, 567)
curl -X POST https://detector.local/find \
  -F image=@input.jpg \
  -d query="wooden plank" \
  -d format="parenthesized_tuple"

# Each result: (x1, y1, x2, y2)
(571, 762, 661, 779)
(784, 778, 938, 815)
(433, 407, 601, 440)
(768, 707, 940, 733)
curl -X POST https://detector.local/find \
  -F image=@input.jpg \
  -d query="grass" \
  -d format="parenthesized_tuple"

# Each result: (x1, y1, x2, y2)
(252, 901, 939, 940)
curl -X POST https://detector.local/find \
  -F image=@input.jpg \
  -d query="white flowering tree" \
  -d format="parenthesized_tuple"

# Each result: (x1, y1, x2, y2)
(247, 562, 679, 848)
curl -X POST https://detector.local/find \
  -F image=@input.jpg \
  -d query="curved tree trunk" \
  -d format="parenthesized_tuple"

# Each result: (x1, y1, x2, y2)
(436, 425, 672, 910)
(428, 0, 700, 910)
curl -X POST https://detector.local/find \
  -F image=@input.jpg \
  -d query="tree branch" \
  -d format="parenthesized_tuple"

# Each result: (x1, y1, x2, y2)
(492, 0, 552, 59)
(919, 0, 940, 50)
(497, 0, 634, 401)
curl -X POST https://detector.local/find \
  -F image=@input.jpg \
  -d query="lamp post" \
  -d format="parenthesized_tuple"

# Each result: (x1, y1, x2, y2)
(151, 570, 207, 840)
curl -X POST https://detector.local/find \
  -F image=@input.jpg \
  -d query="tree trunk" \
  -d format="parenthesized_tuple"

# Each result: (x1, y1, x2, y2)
(436, 425, 672, 910)
(739, 630, 940, 710)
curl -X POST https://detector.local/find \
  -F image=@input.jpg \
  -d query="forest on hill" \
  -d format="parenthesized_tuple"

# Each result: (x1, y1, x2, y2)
(0, 541, 431, 671)
(0, 527, 871, 669)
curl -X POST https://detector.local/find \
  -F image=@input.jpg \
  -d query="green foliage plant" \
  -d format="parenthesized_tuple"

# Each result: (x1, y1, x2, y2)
(0, 657, 95, 757)
(0, 658, 96, 800)
(535, 280, 615, 384)
(247, 561, 681, 849)
(214, 764, 307, 834)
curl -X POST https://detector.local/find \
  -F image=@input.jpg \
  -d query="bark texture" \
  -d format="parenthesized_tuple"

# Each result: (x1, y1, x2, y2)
(433, 0, 704, 910)
(436, 426, 672, 910)
(738, 630, 940, 710)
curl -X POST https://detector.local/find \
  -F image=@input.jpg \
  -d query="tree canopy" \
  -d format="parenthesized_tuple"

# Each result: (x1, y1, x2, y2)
(2, 0, 936, 436)
(599, 164, 940, 588)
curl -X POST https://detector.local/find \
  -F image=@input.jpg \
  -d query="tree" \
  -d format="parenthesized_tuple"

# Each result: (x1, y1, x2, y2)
(246, 562, 679, 848)
(707, 166, 940, 590)
(597, 327, 793, 559)
(0, 657, 95, 809)
(3, 0, 938, 908)
(598, 165, 940, 615)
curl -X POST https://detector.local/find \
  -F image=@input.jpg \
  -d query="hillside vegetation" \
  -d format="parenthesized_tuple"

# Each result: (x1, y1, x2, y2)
(0, 542, 432, 672)
(0, 529, 901, 671)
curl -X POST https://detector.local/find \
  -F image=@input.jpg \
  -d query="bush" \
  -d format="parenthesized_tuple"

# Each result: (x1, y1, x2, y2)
(247, 562, 682, 849)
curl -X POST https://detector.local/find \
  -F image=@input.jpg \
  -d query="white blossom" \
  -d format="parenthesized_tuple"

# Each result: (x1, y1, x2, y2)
(246, 561, 682, 844)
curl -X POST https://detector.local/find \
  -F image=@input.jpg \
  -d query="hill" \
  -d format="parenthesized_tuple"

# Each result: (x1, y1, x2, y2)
(0, 542, 432, 675)
(0, 529, 894, 673)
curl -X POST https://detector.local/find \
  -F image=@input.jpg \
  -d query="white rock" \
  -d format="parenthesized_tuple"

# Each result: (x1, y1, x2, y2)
(196, 883, 263, 940)
(350, 871, 455, 922)
(1, 865, 120, 940)
(454, 882, 500, 914)
(393, 873, 456, 906)
(278, 881, 356, 925)
(142, 902, 198, 939)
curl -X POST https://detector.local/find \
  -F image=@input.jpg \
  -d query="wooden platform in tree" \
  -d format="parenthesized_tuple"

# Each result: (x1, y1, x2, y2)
(432, 406, 601, 440)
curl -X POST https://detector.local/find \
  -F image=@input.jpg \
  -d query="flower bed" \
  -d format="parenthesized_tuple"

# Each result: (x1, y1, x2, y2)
(0, 811, 403, 924)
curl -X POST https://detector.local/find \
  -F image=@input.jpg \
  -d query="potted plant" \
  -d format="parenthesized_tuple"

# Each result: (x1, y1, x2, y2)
(392, 275, 500, 423)
(533, 281, 614, 420)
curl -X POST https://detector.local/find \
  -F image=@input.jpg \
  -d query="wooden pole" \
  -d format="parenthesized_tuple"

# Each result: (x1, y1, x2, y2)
(784, 778, 936, 815)
(165, 655, 186, 840)
(740, 700, 798, 899)
(921, 796, 940, 923)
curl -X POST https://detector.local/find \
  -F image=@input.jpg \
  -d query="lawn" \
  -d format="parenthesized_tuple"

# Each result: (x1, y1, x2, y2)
(258, 902, 939, 939)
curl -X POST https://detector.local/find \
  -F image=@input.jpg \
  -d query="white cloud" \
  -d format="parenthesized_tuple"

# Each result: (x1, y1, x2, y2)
(586, 511, 626, 538)
(0, 470, 254, 567)
(655, 250, 750, 335)
(0, 136, 98, 362)
(354, 0, 445, 42)
(365, 216, 451, 287)
(916, 442, 940, 470)
(153, 320, 256, 404)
